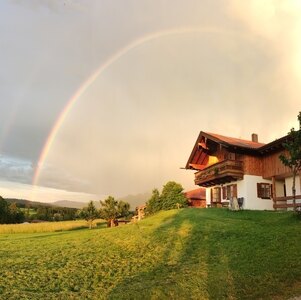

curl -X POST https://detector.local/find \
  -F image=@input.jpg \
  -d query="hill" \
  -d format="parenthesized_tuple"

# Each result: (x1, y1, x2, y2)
(51, 192, 151, 210)
(0, 209, 300, 299)
(51, 200, 87, 209)
(5, 198, 53, 208)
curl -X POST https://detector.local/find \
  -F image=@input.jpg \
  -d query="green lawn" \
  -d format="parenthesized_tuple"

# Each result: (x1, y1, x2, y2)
(0, 208, 300, 299)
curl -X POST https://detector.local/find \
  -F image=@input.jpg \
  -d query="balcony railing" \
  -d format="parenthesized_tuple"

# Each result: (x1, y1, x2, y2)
(195, 160, 243, 187)
(273, 195, 301, 210)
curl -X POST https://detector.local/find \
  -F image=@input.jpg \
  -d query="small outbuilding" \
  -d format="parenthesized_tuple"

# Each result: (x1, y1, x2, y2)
(185, 188, 206, 208)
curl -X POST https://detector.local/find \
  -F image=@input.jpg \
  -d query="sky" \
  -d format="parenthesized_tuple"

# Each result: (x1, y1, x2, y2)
(0, 0, 301, 205)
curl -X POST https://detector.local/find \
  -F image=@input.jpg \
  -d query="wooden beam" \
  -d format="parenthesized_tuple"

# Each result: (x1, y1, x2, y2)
(272, 176, 276, 210)
(273, 203, 301, 209)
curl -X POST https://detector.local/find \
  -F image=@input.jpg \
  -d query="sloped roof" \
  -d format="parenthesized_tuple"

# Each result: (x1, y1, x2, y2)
(184, 188, 206, 200)
(185, 130, 291, 170)
(204, 132, 265, 149)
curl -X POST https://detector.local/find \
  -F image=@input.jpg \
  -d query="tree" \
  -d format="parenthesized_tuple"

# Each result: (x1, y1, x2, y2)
(99, 196, 130, 227)
(160, 181, 188, 210)
(145, 188, 162, 214)
(0, 196, 9, 224)
(279, 112, 301, 211)
(117, 201, 130, 219)
(145, 182, 188, 214)
(79, 201, 99, 229)
(0, 198, 24, 224)
(8, 202, 25, 223)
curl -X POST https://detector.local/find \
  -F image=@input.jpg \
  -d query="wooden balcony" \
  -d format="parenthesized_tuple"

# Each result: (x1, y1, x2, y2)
(194, 160, 244, 187)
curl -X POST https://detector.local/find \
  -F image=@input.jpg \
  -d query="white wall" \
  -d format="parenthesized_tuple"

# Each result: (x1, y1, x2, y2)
(205, 175, 274, 210)
(204, 175, 301, 210)
(206, 188, 211, 206)
(285, 175, 301, 209)
(275, 180, 285, 198)
(238, 175, 273, 210)
(285, 175, 301, 196)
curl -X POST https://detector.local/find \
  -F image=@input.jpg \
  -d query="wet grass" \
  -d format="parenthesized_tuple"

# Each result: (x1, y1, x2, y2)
(0, 208, 300, 299)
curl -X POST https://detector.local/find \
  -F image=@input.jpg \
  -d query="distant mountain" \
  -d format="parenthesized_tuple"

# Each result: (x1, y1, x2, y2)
(5, 198, 86, 210)
(4, 192, 151, 211)
(52, 200, 89, 209)
(5, 198, 53, 208)
(117, 192, 151, 209)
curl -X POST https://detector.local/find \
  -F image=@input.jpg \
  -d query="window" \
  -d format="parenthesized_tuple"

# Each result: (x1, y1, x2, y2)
(224, 152, 235, 160)
(222, 184, 237, 200)
(257, 183, 272, 199)
(211, 187, 221, 203)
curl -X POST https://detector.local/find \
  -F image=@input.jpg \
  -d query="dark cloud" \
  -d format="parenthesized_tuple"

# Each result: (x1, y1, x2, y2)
(0, 155, 33, 184)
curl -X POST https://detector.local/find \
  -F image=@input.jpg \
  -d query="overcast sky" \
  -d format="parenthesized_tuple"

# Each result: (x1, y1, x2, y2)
(0, 0, 300, 204)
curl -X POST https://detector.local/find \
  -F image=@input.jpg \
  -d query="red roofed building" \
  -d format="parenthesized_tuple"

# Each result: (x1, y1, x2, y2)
(185, 188, 206, 208)
(185, 131, 301, 211)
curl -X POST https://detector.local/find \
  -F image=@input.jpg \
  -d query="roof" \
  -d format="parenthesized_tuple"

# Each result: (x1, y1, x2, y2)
(184, 188, 206, 200)
(185, 131, 290, 170)
(204, 132, 265, 149)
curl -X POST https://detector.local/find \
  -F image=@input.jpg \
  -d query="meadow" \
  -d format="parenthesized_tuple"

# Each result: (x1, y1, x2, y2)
(0, 219, 104, 234)
(0, 208, 300, 299)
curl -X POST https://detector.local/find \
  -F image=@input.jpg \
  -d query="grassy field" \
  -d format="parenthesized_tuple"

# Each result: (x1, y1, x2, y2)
(0, 208, 300, 299)
(0, 219, 104, 234)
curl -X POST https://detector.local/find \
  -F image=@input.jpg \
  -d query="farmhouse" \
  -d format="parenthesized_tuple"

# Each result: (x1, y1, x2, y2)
(185, 131, 301, 210)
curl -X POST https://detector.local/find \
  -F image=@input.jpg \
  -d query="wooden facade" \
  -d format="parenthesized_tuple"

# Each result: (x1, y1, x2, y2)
(262, 150, 291, 179)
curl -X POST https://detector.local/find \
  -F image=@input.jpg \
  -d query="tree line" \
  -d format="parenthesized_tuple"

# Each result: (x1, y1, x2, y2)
(79, 181, 188, 228)
(0, 196, 78, 224)
(0, 197, 25, 224)
(0, 180, 187, 226)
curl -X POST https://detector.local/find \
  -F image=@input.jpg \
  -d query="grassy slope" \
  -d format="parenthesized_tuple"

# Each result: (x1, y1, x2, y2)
(0, 208, 300, 299)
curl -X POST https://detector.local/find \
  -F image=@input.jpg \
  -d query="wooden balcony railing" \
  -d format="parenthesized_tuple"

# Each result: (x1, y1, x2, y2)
(195, 160, 243, 187)
(273, 195, 301, 210)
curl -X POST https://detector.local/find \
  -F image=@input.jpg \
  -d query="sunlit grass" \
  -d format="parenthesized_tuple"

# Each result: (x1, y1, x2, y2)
(0, 209, 300, 299)
(0, 219, 104, 234)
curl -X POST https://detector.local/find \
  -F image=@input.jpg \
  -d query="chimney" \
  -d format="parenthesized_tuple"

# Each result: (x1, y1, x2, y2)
(251, 133, 258, 143)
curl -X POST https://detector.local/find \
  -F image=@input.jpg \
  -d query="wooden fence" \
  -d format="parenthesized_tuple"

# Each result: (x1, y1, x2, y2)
(273, 195, 301, 209)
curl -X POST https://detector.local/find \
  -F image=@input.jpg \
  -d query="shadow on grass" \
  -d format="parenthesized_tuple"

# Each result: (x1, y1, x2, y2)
(107, 209, 238, 299)
(108, 208, 301, 300)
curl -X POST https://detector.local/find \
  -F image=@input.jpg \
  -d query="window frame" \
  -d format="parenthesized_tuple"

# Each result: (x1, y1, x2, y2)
(222, 184, 237, 200)
(257, 183, 272, 199)
(212, 187, 221, 203)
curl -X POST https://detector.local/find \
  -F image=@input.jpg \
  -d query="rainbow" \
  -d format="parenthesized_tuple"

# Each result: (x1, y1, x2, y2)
(32, 26, 238, 186)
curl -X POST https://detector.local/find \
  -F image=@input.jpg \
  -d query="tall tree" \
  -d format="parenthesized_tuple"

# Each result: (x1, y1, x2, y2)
(279, 112, 301, 211)
(0, 196, 9, 224)
(160, 181, 188, 210)
(79, 201, 99, 229)
(99, 196, 130, 227)
(117, 201, 130, 218)
(145, 188, 162, 214)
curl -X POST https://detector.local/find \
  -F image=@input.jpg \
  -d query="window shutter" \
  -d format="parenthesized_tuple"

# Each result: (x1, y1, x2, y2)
(257, 183, 262, 198)
(210, 188, 213, 203)
(222, 186, 226, 199)
(217, 187, 221, 202)
(270, 184, 273, 199)
(233, 184, 237, 198)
